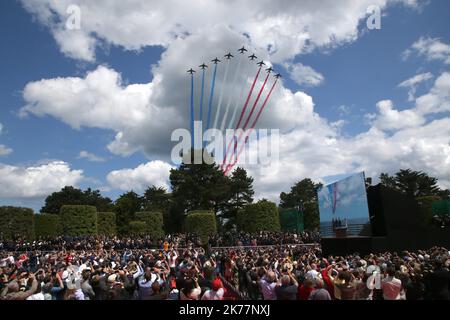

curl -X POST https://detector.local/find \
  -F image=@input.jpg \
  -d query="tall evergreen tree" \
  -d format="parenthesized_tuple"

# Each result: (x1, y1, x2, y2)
(114, 191, 143, 235)
(169, 150, 230, 214)
(41, 186, 113, 214)
(143, 186, 171, 212)
(380, 169, 446, 198)
(279, 178, 322, 230)
(223, 167, 254, 227)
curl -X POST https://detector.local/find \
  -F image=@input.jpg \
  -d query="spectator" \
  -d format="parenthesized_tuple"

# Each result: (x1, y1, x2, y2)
(381, 266, 403, 300)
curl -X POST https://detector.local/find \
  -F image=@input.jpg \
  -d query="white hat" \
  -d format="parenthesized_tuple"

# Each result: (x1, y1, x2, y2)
(61, 271, 69, 280)
(108, 274, 117, 283)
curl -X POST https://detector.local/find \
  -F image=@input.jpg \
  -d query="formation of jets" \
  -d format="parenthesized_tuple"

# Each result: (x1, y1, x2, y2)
(238, 46, 247, 54)
(187, 46, 281, 79)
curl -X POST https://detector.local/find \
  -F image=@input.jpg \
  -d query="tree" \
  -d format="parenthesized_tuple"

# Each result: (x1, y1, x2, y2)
(169, 150, 230, 214)
(223, 167, 254, 227)
(279, 178, 322, 230)
(41, 186, 113, 214)
(143, 186, 171, 213)
(113, 191, 143, 235)
(379, 169, 446, 198)
(237, 199, 280, 233)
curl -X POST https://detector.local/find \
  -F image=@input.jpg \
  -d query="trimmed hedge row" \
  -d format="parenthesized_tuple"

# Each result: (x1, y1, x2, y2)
(185, 211, 217, 244)
(60, 205, 98, 236)
(134, 211, 164, 239)
(237, 200, 281, 233)
(35, 214, 62, 238)
(129, 221, 147, 236)
(97, 212, 117, 236)
(0, 206, 34, 240)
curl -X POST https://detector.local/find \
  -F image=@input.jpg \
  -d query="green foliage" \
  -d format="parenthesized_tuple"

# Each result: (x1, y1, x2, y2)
(185, 211, 217, 244)
(279, 178, 322, 230)
(417, 196, 442, 225)
(0, 207, 34, 240)
(129, 221, 147, 236)
(170, 149, 231, 214)
(60, 205, 97, 236)
(114, 191, 143, 235)
(97, 212, 117, 236)
(237, 200, 281, 233)
(34, 214, 62, 238)
(134, 211, 164, 239)
(143, 186, 171, 212)
(41, 186, 113, 214)
(222, 167, 254, 228)
(380, 169, 446, 198)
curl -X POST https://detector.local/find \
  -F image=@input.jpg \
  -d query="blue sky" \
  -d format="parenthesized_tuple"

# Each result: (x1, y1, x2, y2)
(0, 0, 449, 211)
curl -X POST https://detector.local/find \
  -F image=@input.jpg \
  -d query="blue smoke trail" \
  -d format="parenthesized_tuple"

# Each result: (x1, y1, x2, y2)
(190, 74, 195, 149)
(206, 63, 218, 132)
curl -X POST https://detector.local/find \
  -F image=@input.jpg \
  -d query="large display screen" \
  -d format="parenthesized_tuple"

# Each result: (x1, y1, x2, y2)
(317, 172, 371, 237)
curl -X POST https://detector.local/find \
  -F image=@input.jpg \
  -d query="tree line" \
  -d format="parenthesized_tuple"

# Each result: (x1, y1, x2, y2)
(39, 162, 450, 235)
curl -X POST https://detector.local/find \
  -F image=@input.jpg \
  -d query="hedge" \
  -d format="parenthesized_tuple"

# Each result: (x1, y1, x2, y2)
(60, 205, 98, 236)
(0, 206, 35, 240)
(97, 212, 117, 236)
(34, 214, 62, 238)
(134, 211, 164, 239)
(129, 221, 147, 236)
(185, 211, 217, 244)
(237, 200, 281, 233)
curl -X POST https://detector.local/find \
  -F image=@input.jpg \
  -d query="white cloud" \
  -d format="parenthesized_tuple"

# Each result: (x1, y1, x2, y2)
(107, 160, 173, 192)
(78, 150, 106, 162)
(403, 37, 450, 64)
(0, 123, 12, 156)
(283, 62, 324, 87)
(415, 72, 450, 115)
(0, 161, 84, 198)
(20, 0, 421, 63)
(19, 0, 450, 204)
(0, 145, 13, 156)
(398, 72, 433, 101)
(368, 99, 425, 130)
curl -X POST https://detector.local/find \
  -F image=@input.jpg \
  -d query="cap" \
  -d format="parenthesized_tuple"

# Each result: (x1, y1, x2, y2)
(212, 278, 222, 291)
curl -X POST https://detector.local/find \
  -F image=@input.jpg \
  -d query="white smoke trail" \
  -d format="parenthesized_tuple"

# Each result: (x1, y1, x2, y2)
(212, 59, 231, 130)
(225, 55, 248, 131)
(220, 54, 244, 131)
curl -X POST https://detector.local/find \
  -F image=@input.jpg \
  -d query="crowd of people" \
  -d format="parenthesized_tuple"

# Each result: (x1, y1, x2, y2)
(0, 232, 448, 301)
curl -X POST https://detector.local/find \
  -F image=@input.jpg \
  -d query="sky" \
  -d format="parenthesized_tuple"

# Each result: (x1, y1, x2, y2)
(0, 0, 449, 211)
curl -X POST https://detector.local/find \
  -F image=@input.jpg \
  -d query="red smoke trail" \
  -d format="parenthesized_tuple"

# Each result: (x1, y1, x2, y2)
(220, 66, 262, 171)
(222, 72, 270, 171)
(224, 78, 278, 175)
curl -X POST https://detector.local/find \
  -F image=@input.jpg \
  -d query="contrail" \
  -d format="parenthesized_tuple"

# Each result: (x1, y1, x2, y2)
(224, 78, 279, 174)
(219, 55, 242, 131)
(190, 73, 195, 149)
(220, 65, 262, 170)
(206, 61, 219, 132)
(199, 67, 206, 123)
(213, 58, 231, 130)
(223, 71, 270, 171)
(241, 72, 270, 131)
